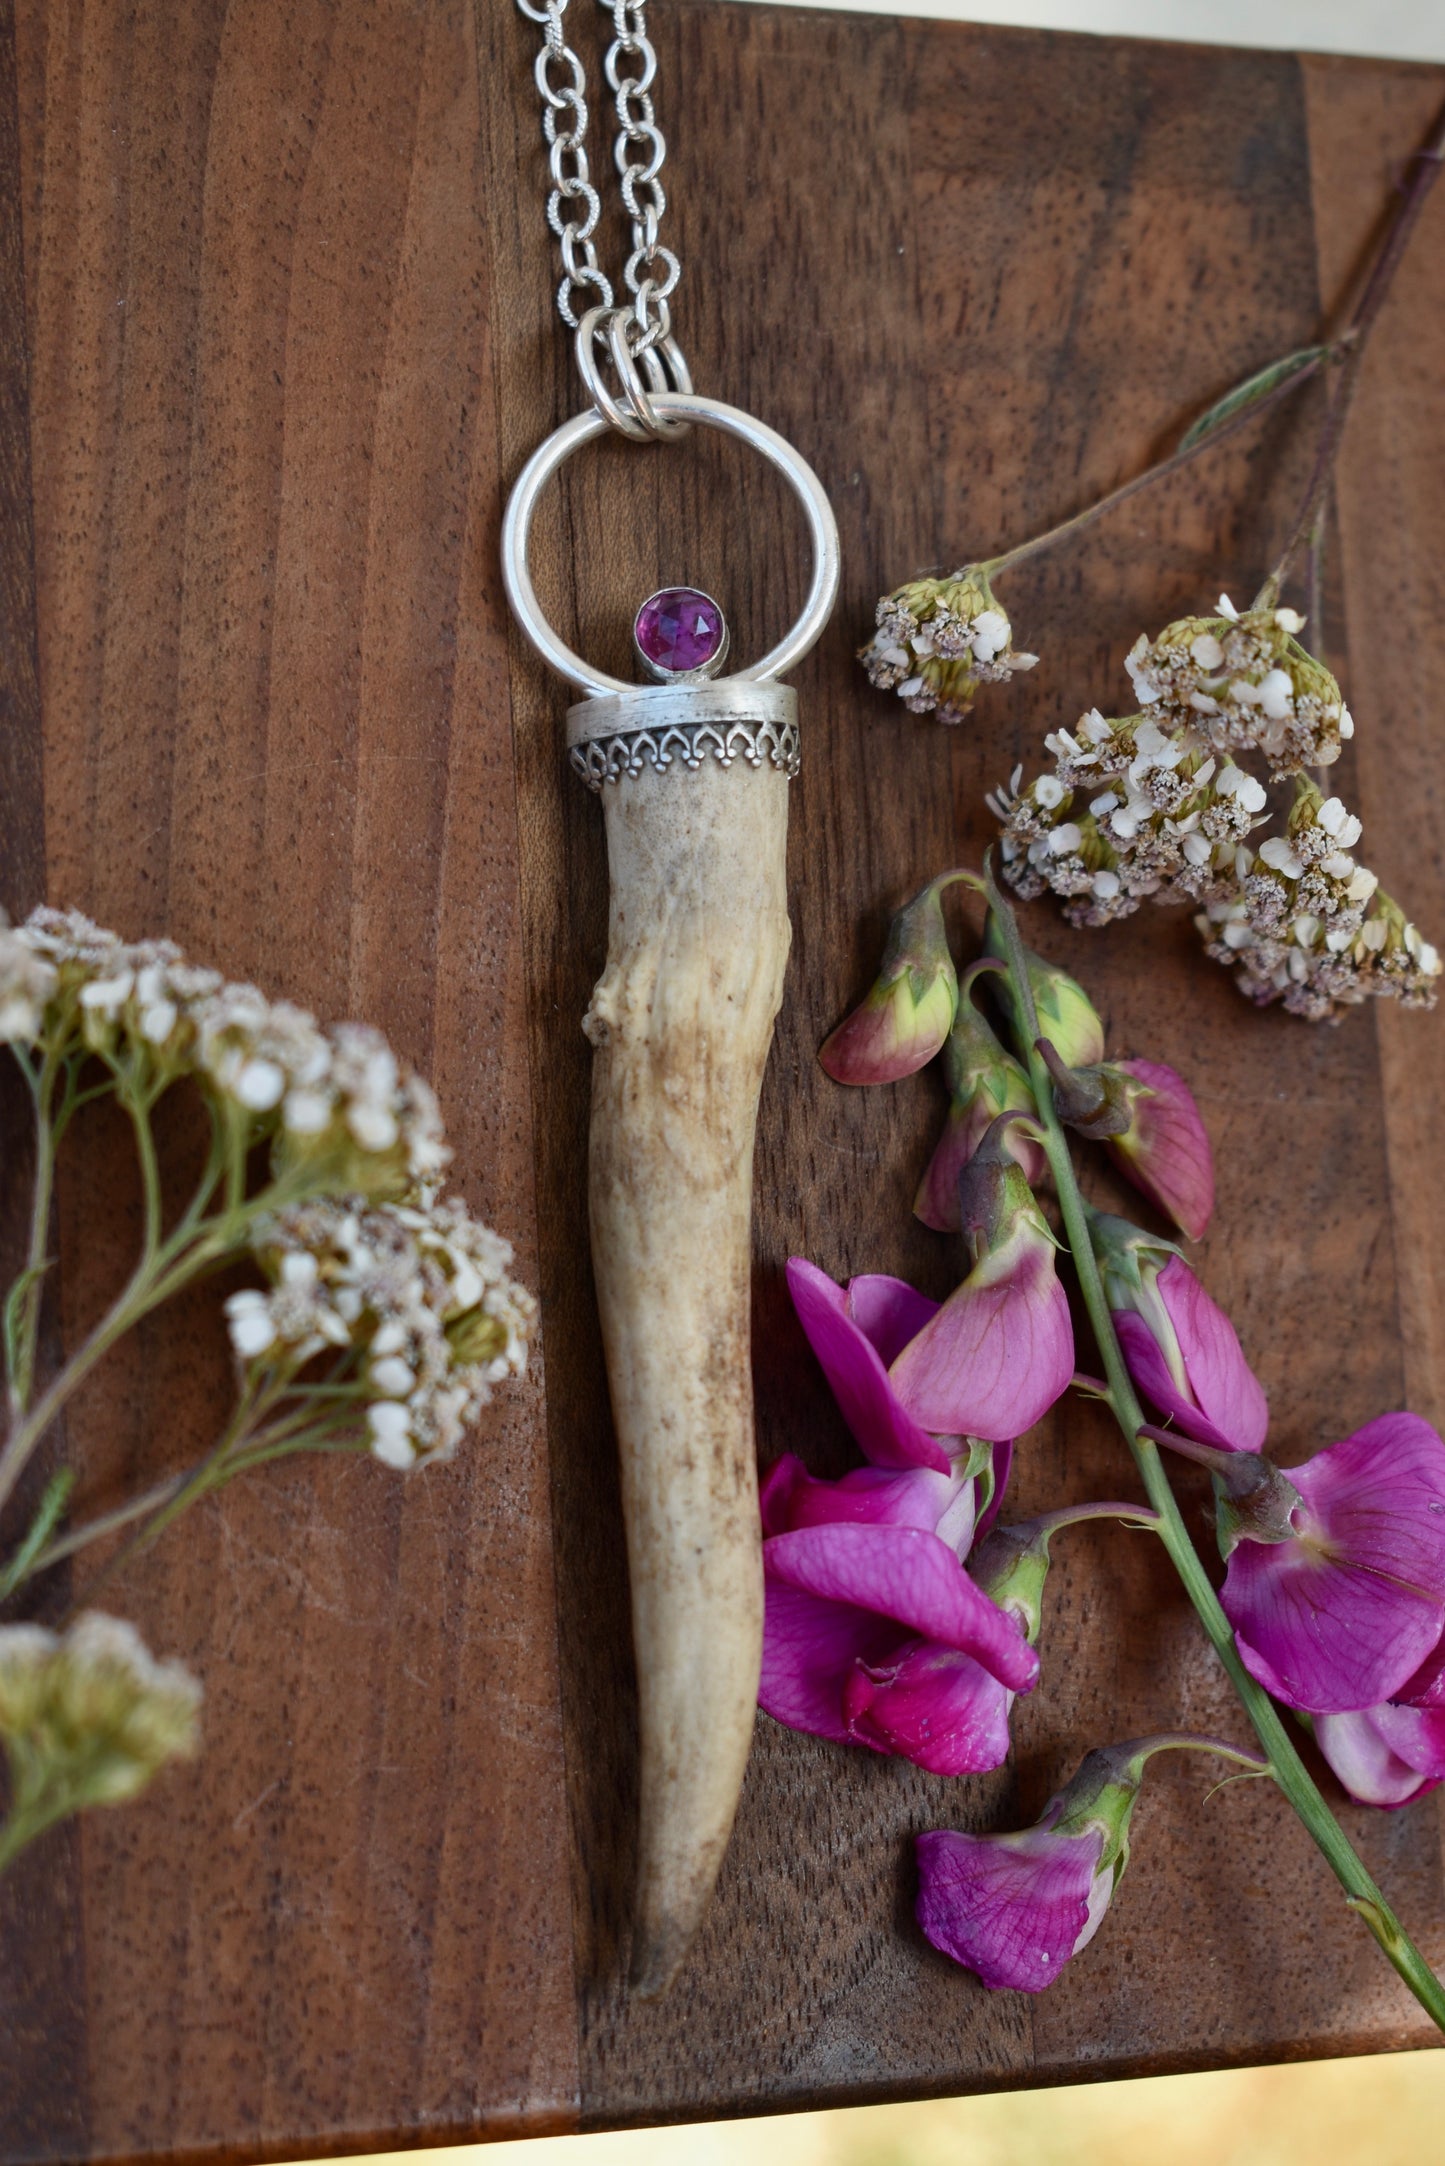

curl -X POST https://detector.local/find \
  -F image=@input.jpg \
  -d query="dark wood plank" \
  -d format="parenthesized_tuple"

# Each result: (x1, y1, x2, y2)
(907, 24, 1442, 2079)
(5, 5, 1445, 2157)
(1304, 57, 1445, 1435)
(8, 2, 578, 2156)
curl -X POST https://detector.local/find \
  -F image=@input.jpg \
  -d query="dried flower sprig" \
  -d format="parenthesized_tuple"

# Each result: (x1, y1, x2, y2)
(864, 98, 1445, 1023)
(0, 906, 534, 1867)
(860, 567, 1037, 726)
(0, 1613, 200, 1872)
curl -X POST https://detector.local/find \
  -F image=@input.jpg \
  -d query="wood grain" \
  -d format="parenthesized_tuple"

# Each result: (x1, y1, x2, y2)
(2, 3, 1444, 2156)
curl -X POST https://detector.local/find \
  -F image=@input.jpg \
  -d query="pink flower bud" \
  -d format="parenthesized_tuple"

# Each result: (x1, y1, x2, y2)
(916, 1732, 1257, 1990)
(914, 966, 1044, 1232)
(820, 875, 960, 1085)
(1103, 1057, 1215, 1241)
(1096, 1216, 1267, 1454)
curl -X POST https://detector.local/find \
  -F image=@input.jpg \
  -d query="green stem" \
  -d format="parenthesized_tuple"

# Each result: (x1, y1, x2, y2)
(985, 870, 1445, 2032)
(980, 347, 1327, 580)
(5, 1049, 62, 1420)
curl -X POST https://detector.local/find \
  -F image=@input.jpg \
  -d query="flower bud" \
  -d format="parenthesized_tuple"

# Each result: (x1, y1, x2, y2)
(913, 967, 1043, 1232)
(1092, 1213, 1267, 1454)
(820, 874, 960, 1085)
(983, 917, 1106, 1068)
(967, 1519, 1056, 1645)
(1102, 1057, 1215, 1240)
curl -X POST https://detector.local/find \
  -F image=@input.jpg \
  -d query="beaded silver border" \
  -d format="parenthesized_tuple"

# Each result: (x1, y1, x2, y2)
(570, 715, 800, 791)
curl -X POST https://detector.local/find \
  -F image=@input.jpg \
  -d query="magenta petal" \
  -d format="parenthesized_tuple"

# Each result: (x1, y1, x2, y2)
(916, 1820, 1109, 1991)
(770, 1461, 963, 1536)
(1116, 1258, 1268, 1454)
(1396, 1639, 1445, 1709)
(1104, 1058, 1215, 1241)
(890, 1236, 1074, 1443)
(1314, 1704, 1445, 1809)
(759, 1581, 905, 1742)
(847, 1273, 940, 1365)
(843, 1644, 1013, 1776)
(787, 1258, 950, 1472)
(1223, 1415, 1445, 1712)
(765, 1522, 1039, 1692)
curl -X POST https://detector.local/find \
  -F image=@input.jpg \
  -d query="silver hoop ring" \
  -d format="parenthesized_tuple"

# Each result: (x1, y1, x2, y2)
(502, 392, 841, 699)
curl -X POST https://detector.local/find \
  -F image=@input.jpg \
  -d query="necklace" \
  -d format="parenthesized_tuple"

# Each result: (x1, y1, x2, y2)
(501, 0, 840, 2000)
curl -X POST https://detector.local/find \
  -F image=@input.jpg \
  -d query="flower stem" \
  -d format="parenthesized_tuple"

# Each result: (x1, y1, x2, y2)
(1263, 99, 1445, 597)
(4, 1050, 61, 1421)
(978, 348, 1327, 580)
(984, 869, 1445, 2033)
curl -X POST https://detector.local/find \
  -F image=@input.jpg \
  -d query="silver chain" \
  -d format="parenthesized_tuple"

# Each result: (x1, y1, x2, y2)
(516, 0, 690, 437)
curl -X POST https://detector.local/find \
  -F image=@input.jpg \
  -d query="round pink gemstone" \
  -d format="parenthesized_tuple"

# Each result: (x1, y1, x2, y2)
(634, 586, 726, 675)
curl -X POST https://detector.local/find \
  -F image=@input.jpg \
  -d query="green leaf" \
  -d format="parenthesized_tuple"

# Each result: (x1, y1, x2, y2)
(1177, 346, 1326, 453)
(0, 1467, 76, 1602)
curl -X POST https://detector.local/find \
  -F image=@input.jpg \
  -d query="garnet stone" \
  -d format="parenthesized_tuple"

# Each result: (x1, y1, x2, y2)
(633, 586, 729, 680)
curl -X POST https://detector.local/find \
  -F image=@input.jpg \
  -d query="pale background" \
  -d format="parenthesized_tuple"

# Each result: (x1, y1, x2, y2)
(352, 0, 1444, 2157)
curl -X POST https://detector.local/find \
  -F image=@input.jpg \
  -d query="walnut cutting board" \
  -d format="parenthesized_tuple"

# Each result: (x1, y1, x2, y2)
(2, 1, 1443, 2153)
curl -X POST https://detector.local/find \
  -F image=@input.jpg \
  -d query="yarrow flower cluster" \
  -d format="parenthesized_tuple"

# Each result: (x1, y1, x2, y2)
(1, 904, 538, 1874)
(986, 601, 1440, 1019)
(990, 720, 1269, 927)
(1123, 597, 1351, 777)
(0, 1613, 201, 1838)
(1196, 788, 1441, 1021)
(859, 568, 1037, 727)
(224, 1196, 537, 1470)
(1, 906, 448, 1189)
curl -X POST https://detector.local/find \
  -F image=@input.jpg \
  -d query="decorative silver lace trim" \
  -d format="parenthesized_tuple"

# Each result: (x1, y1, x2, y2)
(570, 715, 801, 791)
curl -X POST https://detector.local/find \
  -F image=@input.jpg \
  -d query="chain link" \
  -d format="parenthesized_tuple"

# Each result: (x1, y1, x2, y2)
(515, 0, 687, 429)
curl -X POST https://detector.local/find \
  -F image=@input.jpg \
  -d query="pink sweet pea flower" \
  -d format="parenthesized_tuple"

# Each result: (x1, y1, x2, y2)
(1103, 1057, 1215, 1241)
(1095, 1215, 1267, 1454)
(1220, 1413, 1445, 1714)
(820, 873, 962, 1085)
(916, 1733, 1260, 1991)
(917, 1806, 1113, 1992)
(759, 1444, 1033, 1775)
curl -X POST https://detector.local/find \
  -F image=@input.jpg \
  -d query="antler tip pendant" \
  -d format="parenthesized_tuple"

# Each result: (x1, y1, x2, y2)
(503, 381, 838, 1996)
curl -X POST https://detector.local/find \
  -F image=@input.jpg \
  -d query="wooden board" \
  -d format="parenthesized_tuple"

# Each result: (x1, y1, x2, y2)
(1, 1, 1444, 2153)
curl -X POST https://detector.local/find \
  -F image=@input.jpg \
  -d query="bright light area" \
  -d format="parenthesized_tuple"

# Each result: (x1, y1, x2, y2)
(744, 0, 1445, 62)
